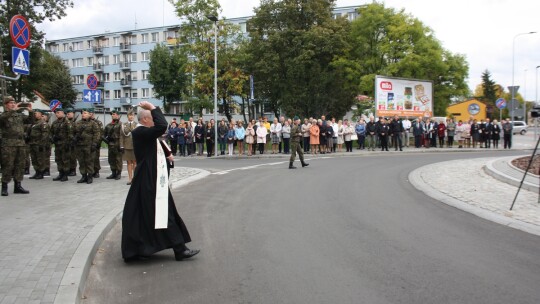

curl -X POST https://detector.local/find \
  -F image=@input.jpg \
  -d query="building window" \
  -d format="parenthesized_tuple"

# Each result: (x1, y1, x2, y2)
(131, 89, 138, 99)
(141, 52, 149, 61)
(49, 44, 59, 53)
(113, 54, 120, 64)
(114, 90, 121, 99)
(105, 90, 111, 99)
(130, 35, 137, 45)
(62, 59, 69, 67)
(76, 92, 82, 101)
(72, 41, 83, 51)
(348, 12, 356, 21)
(87, 57, 94, 66)
(141, 33, 149, 43)
(103, 56, 110, 65)
(72, 75, 84, 84)
(142, 88, 150, 98)
(114, 72, 121, 81)
(100, 38, 109, 47)
(72, 58, 84, 67)
(142, 70, 149, 80)
(239, 23, 247, 33)
(151, 32, 159, 42)
(130, 53, 137, 62)
(87, 40, 93, 49)
(113, 37, 120, 46)
(99, 73, 110, 82)
(63, 43, 69, 52)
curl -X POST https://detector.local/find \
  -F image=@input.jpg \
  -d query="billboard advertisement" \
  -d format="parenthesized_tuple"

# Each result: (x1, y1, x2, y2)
(375, 76, 433, 118)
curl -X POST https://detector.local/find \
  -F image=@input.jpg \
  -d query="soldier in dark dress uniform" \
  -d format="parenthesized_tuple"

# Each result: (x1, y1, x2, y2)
(90, 109, 104, 178)
(66, 108, 78, 176)
(74, 109, 100, 184)
(103, 110, 123, 180)
(28, 109, 51, 180)
(0, 97, 34, 196)
(51, 108, 73, 181)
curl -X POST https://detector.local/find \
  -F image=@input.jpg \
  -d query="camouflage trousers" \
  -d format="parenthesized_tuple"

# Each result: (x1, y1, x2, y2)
(108, 145, 123, 172)
(93, 145, 101, 173)
(76, 145, 95, 175)
(1, 146, 27, 183)
(69, 145, 77, 170)
(30, 145, 48, 172)
(289, 141, 305, 163)
(54, 144, 71, 172)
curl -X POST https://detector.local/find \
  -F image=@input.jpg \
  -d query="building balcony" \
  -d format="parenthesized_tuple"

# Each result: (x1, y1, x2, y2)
(93, 63, 103, 71)
(119, 62, 131, 70)
(119, 43, 131, 52)
(120, 97, 132, 104)
(93, 46, 103, 54)
(121, 79, 132, 88)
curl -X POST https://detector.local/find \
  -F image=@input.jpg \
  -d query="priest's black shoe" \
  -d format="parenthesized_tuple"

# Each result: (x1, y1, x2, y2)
(174, 248, 200, 261)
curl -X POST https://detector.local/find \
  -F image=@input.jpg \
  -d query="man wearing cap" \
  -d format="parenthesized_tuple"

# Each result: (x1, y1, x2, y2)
(50, 107, 73, 181)
(73, 108, 100, 184)
(66, 108, 78, 176)
(103, 110, 123, 180)
(289, 116, 309, 169)
(27, 110, 51, 180)
(0, 96, 35, 196)
(90, 108, 104, 178)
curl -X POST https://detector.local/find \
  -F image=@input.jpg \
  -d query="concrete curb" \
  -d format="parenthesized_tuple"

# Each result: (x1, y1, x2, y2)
(483, 156, 539, 192)
(53, 167, 211, 304)
(409, 166, 540, 237)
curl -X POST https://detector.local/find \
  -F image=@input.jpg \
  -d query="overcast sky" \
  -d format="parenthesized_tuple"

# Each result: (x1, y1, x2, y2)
(39, 0, 540, 102)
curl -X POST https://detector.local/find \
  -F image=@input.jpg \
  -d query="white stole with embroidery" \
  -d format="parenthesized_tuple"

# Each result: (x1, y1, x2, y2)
(155, 138, 169, 229)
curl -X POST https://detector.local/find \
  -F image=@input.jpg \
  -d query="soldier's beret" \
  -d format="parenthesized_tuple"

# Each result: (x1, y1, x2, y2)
(88, 108, 95, 113)
(3, 96, 15, 104)
(34, 109, 44, 114)
(110, 110, 119, 115)
(65, 108, 74, 113)
(293, 116, 300, 121)
(54, 107, 64, 113)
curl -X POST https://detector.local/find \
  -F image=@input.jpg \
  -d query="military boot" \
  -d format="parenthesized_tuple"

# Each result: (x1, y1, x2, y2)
(93, 171, 100, 178)
(60, 172, 68, 182)
(106, 170, 117, 179)
(289, 161, 297, 169)
(33, 171, 44, 180)
(86, 175, 93, 184)
(14, 182, 30, 194)
(301, 161, 309, 168)
(77, 174, 88, 184)
(114, 171, 121, 180)
(43, 168, 50, 176)
(29, 171, 39, 179)
(53, 171, 64, 181)
(24, 167, 30, 175)
(68, 169, 77, 176)
(1, 182, 8, 196)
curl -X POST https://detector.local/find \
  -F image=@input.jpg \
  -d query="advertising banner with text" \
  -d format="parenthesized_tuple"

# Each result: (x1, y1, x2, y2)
(375, 76, 433, 118)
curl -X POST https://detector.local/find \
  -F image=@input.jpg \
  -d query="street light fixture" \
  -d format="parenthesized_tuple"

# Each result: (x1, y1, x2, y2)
(206, 15, 218, 157)
(511, 31, 536, 143)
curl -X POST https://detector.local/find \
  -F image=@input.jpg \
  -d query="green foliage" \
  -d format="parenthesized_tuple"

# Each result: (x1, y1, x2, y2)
(480, 70, 497, 103)
(344, 3, 470, 116)
(32, 51, 78, 107)
(148, 44, 189, 112)
(245, 0, 356, 118)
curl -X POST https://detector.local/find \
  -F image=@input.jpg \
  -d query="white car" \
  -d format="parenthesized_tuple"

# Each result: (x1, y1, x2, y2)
(511, 121, 527, 135)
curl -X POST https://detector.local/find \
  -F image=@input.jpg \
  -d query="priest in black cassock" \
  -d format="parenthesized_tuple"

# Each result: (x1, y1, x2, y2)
(122, 101, 199, 262)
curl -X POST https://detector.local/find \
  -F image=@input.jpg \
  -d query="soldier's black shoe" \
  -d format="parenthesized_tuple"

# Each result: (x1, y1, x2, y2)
(114, 172, 121, 180)
(60, 173, 68, 182)
(53, 171, 64, 181)
(106, 170, 116, 179)
(86, 175, 93, 184)
(93, 172, 100, 178)
(68, 169, 76, 176)
(43, 169, 50, 176)
(34, 171, 44, 180)
(14, 182, 29, 194)
(301, 162, 309, 168)
(24, 168, 30, 175)
(289, 161, 297, 169)
(1, 182, 8, 196)
(29, 172, 39, 179)
(77, 174, 88, 184)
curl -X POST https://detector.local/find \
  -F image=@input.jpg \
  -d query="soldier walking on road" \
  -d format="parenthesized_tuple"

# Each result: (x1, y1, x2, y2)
(90, 109, 104, 178)
(0, 96, 35, 196)
(66, 108, 78, 176)
(50, 108, 73, 181)
(28, 110, 51, 180)
(104, 110, 123, 180)
(74, 109, 100, 184)
(289, 116, 309, 169)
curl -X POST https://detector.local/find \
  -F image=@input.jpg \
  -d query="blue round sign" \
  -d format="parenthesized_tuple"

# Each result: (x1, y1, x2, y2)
(87, 74, 98, 90)
(49, 99, 62, 111)
(9, 15, 31, 49)
(496, 98, 507, 109)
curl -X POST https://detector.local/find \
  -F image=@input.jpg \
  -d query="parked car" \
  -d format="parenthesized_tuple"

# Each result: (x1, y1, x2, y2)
(511, 121, 527, 135)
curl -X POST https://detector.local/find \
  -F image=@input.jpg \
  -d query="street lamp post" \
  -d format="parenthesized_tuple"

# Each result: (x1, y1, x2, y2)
(511, 31, 536, 143)
(207, 15, 218, 157)
(536, 65, 540, 140)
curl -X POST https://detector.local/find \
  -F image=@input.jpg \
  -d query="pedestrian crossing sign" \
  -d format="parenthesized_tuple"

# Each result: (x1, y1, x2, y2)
(12, 47, 30, 75)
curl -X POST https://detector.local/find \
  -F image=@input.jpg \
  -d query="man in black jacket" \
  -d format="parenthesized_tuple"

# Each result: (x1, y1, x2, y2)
(390, 115, 404, 151)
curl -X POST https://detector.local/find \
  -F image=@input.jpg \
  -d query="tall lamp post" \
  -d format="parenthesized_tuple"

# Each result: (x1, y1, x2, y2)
(511, 31, 536, 143)
(207, 15, 218, 157)
(536, 65, 540, 140)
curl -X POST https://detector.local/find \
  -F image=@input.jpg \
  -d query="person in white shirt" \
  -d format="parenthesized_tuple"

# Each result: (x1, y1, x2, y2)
(401, 116, 412, 147)
(270, 118, 282, 154)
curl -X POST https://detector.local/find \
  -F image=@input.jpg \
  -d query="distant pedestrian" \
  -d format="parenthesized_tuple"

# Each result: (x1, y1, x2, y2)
(502, 118, 512, 149)
(289, 116, 309, 169)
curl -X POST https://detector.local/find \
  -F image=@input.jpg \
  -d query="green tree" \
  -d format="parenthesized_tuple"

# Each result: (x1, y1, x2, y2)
(148, 44, 189, 113)
(345, 3, 469, 116)
(480, 70, 497, 103)
(0, 0, 74, 101)
(32, 51, 77, 107)
(245, 0, 356, 118)
(170, 0, 249, 121)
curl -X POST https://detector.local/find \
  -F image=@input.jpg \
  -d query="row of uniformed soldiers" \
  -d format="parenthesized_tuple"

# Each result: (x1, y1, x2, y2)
(1, 97, 125, 196)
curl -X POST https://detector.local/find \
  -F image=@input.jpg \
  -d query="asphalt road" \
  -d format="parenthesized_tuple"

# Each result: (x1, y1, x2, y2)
(82, 152, 540, 304)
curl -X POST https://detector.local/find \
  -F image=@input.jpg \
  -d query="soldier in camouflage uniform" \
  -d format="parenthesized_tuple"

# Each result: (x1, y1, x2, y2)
(90, 109, 103, 178)
(50, 108, 73, 181)
(66, 108, 78, 176)
(28, 110, 51, 180)
(73, 109, 100, 184)
(289, 116, 309, 169)
(0, 97, 35, 196)
(103, 110, 123, 180)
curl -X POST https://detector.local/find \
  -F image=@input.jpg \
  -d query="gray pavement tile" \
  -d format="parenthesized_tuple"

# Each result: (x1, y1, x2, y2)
(0, 295, 17, 304)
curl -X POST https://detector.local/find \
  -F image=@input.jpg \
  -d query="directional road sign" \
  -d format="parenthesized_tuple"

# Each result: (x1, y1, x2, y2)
(495, 98, 507, 109)
(87, 74, 98, 90)
(9, 15, 31, 49)
(83, 89, 102, 103)
(49, 99, 62, 111)
(12, 47, 30, 75)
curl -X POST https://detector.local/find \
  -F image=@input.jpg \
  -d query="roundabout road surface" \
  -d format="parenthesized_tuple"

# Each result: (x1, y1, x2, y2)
(82, 152, 540, 304)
